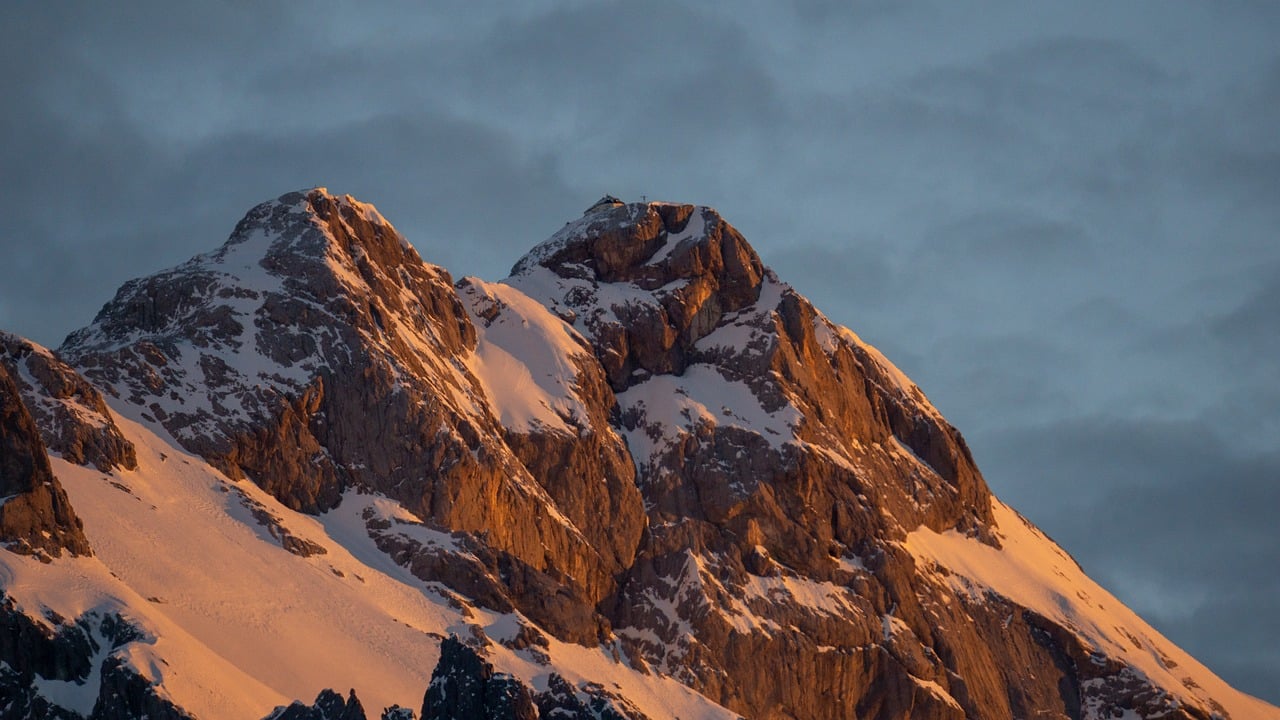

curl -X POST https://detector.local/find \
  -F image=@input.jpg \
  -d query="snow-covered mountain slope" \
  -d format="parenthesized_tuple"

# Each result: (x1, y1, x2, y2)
(0, 188, 1275, 720)
(907, 500, 1278, 720)
(0, 393, 738, 719)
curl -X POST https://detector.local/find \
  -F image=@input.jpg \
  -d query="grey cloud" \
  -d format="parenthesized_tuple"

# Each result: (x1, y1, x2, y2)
(1212, 270, 1280, 371)
(764, 242, 896, 315)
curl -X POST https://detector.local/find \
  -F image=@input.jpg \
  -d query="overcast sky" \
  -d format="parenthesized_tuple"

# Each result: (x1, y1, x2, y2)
(3, 1, 1277, 703)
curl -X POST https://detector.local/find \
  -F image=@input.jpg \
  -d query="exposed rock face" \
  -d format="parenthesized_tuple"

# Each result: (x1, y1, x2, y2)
(0, 333, 136, 473)
(265, 689, 367, 720)
(511, 202, 766, 390)
(0, 363, 91, 559)
(506, 200, 1216, 720)
(505, 201, 1006, 718)
(61, 188, 479, 513)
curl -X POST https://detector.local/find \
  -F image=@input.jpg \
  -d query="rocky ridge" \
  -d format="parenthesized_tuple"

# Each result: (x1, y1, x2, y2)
(0, 188, 1271, 719)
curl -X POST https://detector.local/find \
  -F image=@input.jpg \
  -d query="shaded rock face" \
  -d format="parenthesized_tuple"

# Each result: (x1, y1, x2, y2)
(90, 657, 194, 720)
(0, 596, 96, 689)
(0, 334, 136, 473)
(0, 663, 83, 720)
(0, 599, 183, 720)
(422, 637, 643, 720)
(421, 637, 536, 720)
(534, 673, 651, 720)
(265, 689, 367, 720)
(0, 363, 91, 559)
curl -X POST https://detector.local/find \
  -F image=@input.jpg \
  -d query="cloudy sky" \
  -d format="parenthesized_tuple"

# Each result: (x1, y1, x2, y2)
(3, 0, 1277, 703)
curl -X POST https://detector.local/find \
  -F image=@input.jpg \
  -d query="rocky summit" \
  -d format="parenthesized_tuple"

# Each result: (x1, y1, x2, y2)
(0, 188, 1275, 720)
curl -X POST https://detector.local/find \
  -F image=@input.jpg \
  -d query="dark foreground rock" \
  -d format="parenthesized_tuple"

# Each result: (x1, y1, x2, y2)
(0, 599, 189, 720)
(421, 637, 536, 720)
(265, 689, 367, 720)
(421, 636, 649, 720)
(90, 657, 193, 720)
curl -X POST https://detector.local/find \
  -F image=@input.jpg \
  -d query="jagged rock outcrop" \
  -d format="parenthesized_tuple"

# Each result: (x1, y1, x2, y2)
(421, 637, 536, 720)
(535, 673, 651, 720)
(0, 599, 181, 720)
(0, 597, 96, 692)
(510, 201, 766, 389)
(0, 662, 82, 719)
(422, 637, 647, 720)
(503, 200, 1002, 718)
(0, 363, 91, 559)
(90, 657, 193, 720)
(0, 333, 135, 473)
(265, 689, 367, 720)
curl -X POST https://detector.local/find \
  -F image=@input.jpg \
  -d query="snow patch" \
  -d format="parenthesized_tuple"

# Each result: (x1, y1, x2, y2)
(618, 364, 801, 468)
(460, 279, 593, 435)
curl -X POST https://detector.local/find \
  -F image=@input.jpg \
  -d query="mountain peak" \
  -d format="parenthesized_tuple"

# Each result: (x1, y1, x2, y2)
(510, 200, 766, 307)
(65, 188, 444, 355)
(60, 187, 478, 512)
(584, 194, 624, 213)
(222, 187, 418, 268)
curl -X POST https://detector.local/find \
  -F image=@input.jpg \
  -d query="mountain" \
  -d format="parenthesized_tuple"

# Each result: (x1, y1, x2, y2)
(0, 187, 1274, 720)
